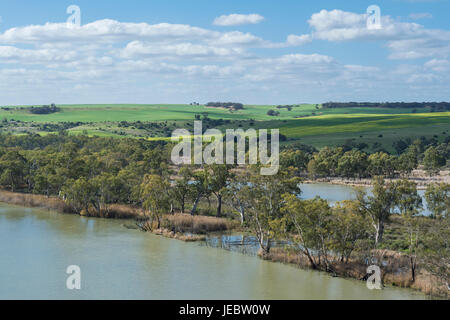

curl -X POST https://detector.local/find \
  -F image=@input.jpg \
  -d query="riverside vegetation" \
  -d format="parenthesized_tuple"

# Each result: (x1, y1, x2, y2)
(0, 131, 448, 298)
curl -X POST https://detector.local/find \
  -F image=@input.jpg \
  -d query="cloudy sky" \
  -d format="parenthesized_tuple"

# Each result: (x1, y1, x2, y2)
(0, 0, 449, 105)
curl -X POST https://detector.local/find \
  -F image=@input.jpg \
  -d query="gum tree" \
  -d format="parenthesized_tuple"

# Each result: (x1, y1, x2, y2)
(356, 177, 397, 245)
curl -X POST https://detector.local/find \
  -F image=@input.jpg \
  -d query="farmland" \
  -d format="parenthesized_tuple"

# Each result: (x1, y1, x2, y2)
(1, 104, 449, 153)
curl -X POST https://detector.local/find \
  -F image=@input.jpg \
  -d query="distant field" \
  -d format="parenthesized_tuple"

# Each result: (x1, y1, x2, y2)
(0, 103, 426, 122)
(1, 104, 448, 152)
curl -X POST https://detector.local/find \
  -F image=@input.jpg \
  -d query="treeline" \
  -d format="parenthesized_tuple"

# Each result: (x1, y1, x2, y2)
(276, 105, 294, 111)
(29, 104, 60, 114)
(206, 102, 244, 110)
(323, 102, 450, 111)
(281, 140, 448, 178)
(1, 103, 61, 114)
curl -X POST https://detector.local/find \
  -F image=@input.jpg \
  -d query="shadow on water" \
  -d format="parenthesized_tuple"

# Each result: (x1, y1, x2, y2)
(202, 233, 289, 256)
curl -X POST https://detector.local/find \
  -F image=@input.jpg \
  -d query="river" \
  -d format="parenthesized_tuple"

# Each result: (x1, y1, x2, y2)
(0, 202, 426, 300)
(300, 183, 432, 215)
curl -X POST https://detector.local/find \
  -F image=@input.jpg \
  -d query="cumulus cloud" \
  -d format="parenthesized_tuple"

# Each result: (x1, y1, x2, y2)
(307, 9, 450, 60)
(286, 34, 312, 46)
(0, 46, 77, 63)
(213, 14, 264, 26)
(0, 20, 217, 45)
(119, 41, 245, 59)
(308, 9, 424, 42)
(409, 13, 433, 20)
(0, 12, 448, 104)
(424, 59, 450, 72)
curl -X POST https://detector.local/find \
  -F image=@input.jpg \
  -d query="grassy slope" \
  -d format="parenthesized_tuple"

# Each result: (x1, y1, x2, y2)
(1, 104, 449, 152)
(0, 104, 423, 122)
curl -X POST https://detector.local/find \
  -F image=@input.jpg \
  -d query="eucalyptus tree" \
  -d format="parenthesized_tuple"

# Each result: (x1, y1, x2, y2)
(424, 183, 449, 218)
(282, 195, 332, 269)
(246, 167, 301, 256)
(224, 170, 251, 225)
(356, 177, 398, 245)
(140, 174, 171, 229)
(172, 165, 194, 213)
(189, 168, 211, 215)
(423, 146, 446, 176)
(392, 179, 423, 282)
(206, 164, 232, 217)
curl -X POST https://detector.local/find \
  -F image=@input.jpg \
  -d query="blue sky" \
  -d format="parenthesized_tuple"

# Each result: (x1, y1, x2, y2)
(0, 0, 449, 105)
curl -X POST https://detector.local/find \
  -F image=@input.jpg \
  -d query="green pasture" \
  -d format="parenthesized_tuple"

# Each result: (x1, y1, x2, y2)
(0, 103, 425, 123)
(1, 104, 448, 152)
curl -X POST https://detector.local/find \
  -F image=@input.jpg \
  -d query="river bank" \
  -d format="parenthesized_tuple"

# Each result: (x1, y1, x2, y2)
(304, 169, 449, 190)
(261, 247, 446, 298)
(0, 189, 237, 240)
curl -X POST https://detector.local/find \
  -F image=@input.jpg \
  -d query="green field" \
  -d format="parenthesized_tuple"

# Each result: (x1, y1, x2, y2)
(1, 104, 449, 152)
(0, 103, 429, 122)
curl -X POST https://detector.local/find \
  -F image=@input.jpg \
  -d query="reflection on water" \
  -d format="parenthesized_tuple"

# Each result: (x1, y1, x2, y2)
(0, 203, 427, 300)
(203, 234, 289, 256)
(299, 183, 432, 216)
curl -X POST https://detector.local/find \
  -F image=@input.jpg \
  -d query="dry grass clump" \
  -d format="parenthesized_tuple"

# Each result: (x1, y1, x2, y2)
(161, 213, 236, 234)
(262, 247, 449, 298)
(81, 204, 142, 219)
(0, 190, 143, 219)
(0, 190, 73, 213)
(152, 228, 206, 242)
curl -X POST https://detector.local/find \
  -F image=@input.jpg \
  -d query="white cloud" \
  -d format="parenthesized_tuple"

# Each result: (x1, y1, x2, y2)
(307, 9, 450, 60)
(0, 13, 448, 105)
(308, 9, 424, 42)
(424, 59, 450, 72)
(0, 45, 77, 63)
(0, 20, 217, 45)
(119, 41, 245, 59)
(286, 34, 312, 46)
(213, 14, 264, 26)
(409, 13, 433, 20)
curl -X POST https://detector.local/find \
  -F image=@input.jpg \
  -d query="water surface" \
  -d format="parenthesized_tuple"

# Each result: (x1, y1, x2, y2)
(0, 204, 425, 300)
(300, 183, 432, 215)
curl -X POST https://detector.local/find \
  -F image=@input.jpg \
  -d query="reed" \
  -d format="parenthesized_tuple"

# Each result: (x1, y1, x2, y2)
(161, 213, 236, 234)
(0, 190, 73, 213)
(262, 247, 448, 298)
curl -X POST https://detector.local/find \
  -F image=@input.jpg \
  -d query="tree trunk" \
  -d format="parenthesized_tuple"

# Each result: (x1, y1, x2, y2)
(190, 195, 201, 215)
(156, 214, 161, 229)
(375, 221, 384, 245)
(259, 238, 271, 258)
(216, 194, 222, 217)
(239, 205, 245, 225)
(181, 195, 185, 213)
(410, 256, 416, 283)
(303, 248, 317, 269)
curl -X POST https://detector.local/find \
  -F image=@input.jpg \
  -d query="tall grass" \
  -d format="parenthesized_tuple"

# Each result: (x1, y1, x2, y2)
(162, 214, 235, 234)
(263, 247, 448, 298)
(80, 204, 142, 219)
(0, 190, 142, 219)
(0, 190, 73, 213)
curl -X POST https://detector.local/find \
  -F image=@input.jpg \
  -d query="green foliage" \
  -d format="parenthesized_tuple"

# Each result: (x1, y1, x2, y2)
(356, 177, 398, 245)
(140, 174, 171, 229)
(245, 167, 301, 255)
(424, 183, 449, 218)
(423, 146, 446, 175)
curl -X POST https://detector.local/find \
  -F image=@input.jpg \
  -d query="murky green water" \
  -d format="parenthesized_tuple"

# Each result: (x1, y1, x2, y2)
(0, 203, 426, 300)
